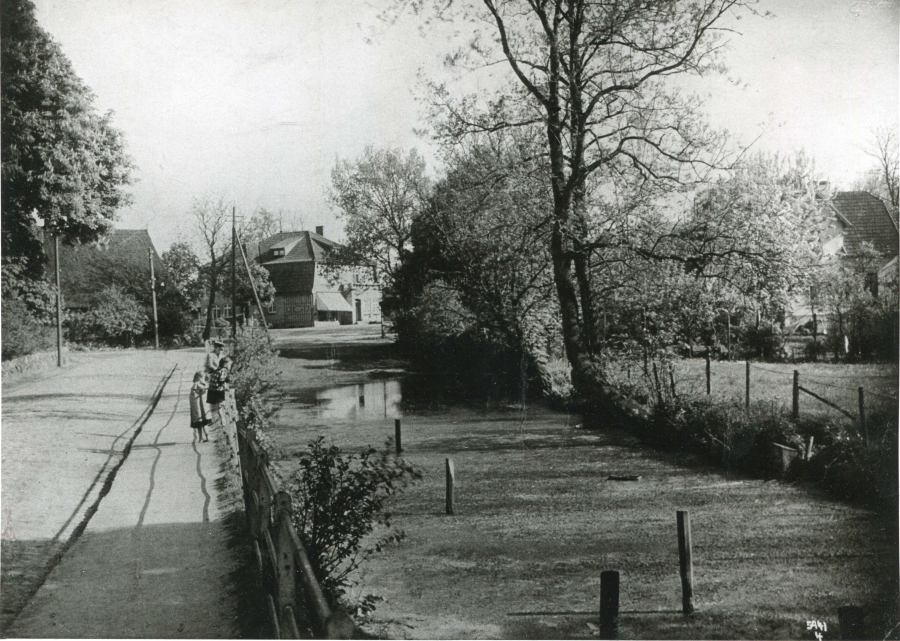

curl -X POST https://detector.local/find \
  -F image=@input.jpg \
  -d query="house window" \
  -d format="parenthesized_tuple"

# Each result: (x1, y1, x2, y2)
(272, 248, 285, 257)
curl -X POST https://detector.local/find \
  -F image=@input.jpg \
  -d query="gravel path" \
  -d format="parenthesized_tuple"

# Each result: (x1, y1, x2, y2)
(1, 349, 240, 637)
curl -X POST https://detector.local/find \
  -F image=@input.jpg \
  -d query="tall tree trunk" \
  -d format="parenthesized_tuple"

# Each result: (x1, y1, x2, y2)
(203, 256, 218, 341)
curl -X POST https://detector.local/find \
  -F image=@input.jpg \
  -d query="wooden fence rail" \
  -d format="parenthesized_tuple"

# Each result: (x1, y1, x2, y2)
(221, 390, 360, 639)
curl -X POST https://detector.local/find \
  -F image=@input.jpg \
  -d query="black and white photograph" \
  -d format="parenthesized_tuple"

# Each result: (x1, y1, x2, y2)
(1, 0, 898, 638)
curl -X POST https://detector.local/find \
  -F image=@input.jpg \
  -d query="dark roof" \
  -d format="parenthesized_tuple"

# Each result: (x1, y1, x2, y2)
(47, 229, 165, 309)
(832, 191, 899, 256)
(258, 231, 340, 265)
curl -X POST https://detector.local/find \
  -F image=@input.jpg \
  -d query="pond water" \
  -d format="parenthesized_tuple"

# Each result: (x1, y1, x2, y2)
(309, 379, 403, 420)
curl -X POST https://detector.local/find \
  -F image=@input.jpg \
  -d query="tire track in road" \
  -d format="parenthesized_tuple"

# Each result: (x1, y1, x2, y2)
(51, 371, 171, 543)
(136, 367, 185, 528)
(4, 363, 178, 635)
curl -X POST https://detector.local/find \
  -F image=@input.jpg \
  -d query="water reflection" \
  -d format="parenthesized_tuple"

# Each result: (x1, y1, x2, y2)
(315, 380, 402, 420)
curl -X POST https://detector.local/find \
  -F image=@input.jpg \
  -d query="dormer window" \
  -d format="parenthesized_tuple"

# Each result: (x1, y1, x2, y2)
(272, 248, 285, 257)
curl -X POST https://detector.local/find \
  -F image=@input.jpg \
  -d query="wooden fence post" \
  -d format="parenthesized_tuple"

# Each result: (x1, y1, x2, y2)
(705, 353, 711, 395)
(812, 312, 818, 362)
(445, 459, 455, 515)
(857, 387, 866, 442)
(838, 606, 865, 640)
(274, 492, 297, 635)
(677, 510, 694, 615)
(792, 370, 799, 421)
(668, 365, 677, 399)
(599, 570, 619, 640)
(395, 419, 402, 454)
(745, 361, 750, 408)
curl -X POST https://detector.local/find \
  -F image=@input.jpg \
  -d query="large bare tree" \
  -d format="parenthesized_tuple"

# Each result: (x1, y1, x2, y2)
(192, 196, 230, 341)
(407, 0, 825, 418)
(859, 126, 899, 211)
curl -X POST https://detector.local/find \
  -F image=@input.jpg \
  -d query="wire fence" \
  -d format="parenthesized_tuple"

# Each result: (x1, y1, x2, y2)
(608, 357, 898, 422)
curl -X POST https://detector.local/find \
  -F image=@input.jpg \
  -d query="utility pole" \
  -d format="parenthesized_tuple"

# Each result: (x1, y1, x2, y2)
(55, 234, 63, 367)
(231, 205, 237, 342)
(148, 248, 159, 349)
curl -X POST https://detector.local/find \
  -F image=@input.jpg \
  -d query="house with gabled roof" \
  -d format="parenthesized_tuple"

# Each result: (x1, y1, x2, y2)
(255, 226, 381, 328)
(787, 190, 898, 330)
(45, 228, 166, 311)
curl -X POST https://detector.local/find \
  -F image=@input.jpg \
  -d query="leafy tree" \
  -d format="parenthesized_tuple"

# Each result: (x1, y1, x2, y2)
(403, 131, 560, 386)
(406, 0, 832, 416)
(329, 146, 430, 287)
(1, 0, 133, 276)
(401, 0, 787, 416)
(818, 242, 898, 362)
(67, 284, 148, 346)
(1, 257, 57, 324)
(162, 241, 203, 306)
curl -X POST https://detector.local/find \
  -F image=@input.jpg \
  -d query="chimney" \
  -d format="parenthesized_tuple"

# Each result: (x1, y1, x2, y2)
(315, 225, 324, 236)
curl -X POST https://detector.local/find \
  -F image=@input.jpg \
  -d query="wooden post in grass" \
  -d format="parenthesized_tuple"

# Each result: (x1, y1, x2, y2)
(745, 361, 750, 408)
(838, 606, 865, 640)
(599, 570, 619, 640)
(445, 459, 454, 515)
(858, 388, 866, 443)
(706, 353, 711, 395)
(677, 510, 694, 615)
(811, 312, 818, 362)
(395, 419, 402, 454)
(669, 365, 677, 399)
(792, 370, 800, 420)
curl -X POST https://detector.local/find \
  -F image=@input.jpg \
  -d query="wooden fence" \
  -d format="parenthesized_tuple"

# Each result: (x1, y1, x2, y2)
(220, 390, 360, 639)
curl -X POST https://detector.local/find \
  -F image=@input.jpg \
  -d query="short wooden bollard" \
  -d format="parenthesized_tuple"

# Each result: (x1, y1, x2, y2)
(838, 605, 865, 640)
(445, 458, 454, 515)
(395, 419, 402, 454)
(599, 570, 619, 640)
(745, 361, 750, 408)
(857, 387, 866, 441)
(676, 510, 694, 615)
(792, 370, 800, 420)
(705, 354, 711, 395)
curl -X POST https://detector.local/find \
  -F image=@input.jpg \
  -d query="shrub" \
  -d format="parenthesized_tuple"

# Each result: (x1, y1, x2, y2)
(285, 437, 421, 613)
(66, 285, 148, 346)
(1, 258, 58, 324)
(741, 324, 786, 361)
(2, 297, 56, 360)
(231, 325, 279, 407)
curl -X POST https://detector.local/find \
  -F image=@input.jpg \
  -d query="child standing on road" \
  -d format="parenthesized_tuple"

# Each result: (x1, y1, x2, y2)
(189, 371, 211, 442)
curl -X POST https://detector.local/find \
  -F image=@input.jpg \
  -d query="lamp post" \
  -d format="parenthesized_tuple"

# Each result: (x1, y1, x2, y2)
(37, 217, 63, 367)
(148, 248, 159, 349)
(54, 233, 63, 366)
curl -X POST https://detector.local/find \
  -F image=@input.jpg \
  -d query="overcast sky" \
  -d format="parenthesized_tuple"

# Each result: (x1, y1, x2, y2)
(32, 0, 899, 252)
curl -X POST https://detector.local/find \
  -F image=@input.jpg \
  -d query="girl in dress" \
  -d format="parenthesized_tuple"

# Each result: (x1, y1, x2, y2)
(189, 371, 211, 442)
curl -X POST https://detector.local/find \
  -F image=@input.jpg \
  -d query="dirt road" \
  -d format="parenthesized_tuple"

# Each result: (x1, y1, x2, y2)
(1, 349, 240, 637)
(267, 325, 899, 640)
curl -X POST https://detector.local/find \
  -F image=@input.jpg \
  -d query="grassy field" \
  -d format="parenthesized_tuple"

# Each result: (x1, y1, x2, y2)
(265, 328, 898, 640)
(604, 359, 898, 421)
